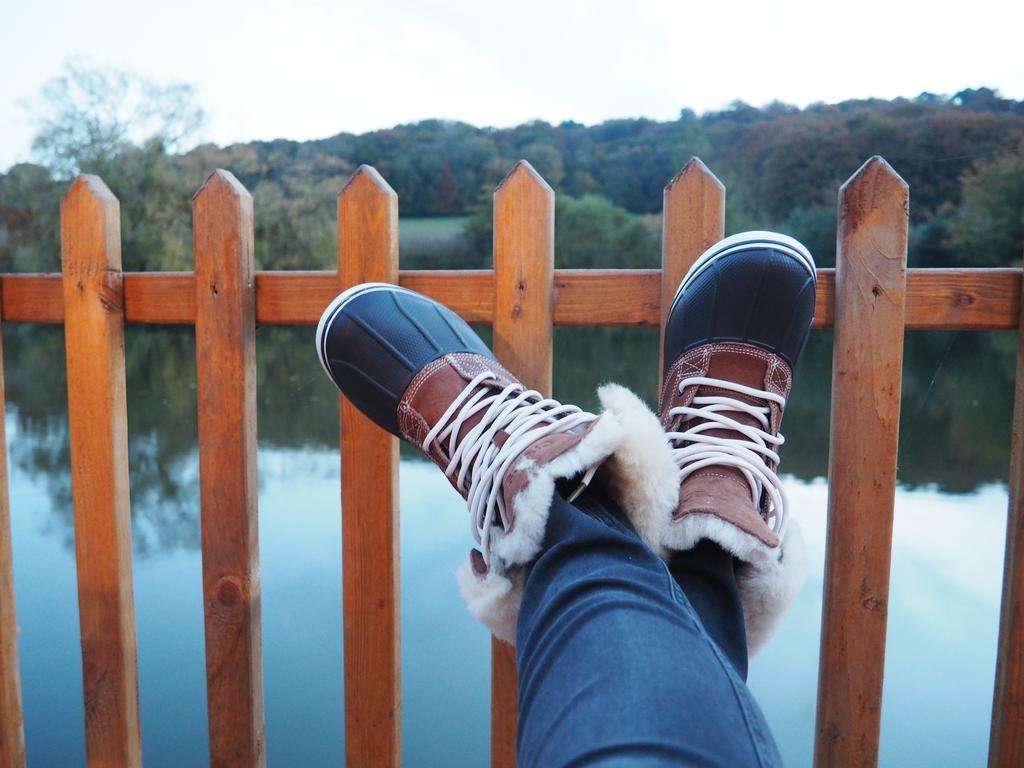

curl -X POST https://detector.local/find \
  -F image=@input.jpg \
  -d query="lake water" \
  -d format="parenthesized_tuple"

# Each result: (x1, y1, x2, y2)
(5, 323, 1013, 767)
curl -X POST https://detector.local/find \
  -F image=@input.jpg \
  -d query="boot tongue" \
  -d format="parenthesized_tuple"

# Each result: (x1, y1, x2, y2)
(684, 349, 771, 505)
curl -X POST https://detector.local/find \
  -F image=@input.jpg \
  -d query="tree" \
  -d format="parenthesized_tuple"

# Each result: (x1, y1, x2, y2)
(953, 153, 1024, 267)
(27, 59, 204, 178)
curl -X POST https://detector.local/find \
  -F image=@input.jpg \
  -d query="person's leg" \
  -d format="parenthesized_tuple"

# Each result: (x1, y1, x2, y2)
(515, 485, 780, 768)
(314, 281, 779, 766)
(666, 542, 748, 679)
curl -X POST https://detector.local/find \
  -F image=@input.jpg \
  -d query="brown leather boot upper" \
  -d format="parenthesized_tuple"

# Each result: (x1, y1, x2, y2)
(397, 352, 598, 535)
(660, 341, 793, 547)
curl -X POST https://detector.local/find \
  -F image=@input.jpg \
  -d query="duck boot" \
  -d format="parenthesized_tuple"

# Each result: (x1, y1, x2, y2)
(316, 283, 671, 643)
(659, 231, 817, 654)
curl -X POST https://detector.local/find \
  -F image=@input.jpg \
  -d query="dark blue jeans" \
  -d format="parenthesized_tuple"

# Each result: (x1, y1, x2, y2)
(515, 487, 782, 767)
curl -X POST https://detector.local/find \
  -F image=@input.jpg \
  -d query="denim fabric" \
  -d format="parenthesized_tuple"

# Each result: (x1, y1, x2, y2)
(515, 487, 782, 767)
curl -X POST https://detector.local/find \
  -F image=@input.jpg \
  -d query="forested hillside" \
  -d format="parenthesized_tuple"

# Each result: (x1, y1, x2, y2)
(1, 86, 1022, 273)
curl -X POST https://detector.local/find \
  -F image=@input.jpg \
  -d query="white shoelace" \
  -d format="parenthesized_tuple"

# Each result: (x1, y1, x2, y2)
(422, 371, 599, 564)
(665, 376, 788, 536)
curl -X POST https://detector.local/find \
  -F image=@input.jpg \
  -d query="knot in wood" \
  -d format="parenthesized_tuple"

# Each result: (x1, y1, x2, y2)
(98, 269, 124, 314)
(215, 576, 244, 607)
(860, 593, 883, 612)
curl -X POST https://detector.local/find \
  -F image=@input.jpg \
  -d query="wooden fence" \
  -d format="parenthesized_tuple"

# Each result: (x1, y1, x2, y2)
(0, 155, 1021, 767)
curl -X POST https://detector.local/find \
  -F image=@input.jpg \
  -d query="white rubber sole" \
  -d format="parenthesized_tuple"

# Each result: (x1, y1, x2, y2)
(672, 231, 817, 309)
(314, 282, 416, 383)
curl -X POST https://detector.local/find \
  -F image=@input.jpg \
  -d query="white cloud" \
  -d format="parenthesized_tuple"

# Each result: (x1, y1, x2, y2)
(1, 0, 1021, 169)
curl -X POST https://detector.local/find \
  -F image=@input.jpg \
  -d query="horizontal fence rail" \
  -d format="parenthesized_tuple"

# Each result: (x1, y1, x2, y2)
(0, 268, 1018, 330)
(0, 155, 1020, 768)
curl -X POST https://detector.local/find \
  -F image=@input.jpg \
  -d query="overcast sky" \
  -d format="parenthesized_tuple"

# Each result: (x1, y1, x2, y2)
(2, 0, 1022, 171)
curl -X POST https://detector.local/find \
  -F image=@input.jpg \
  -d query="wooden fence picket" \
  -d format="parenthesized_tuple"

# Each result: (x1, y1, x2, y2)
(61, 175, 142, 767)
(659, 158, 725, 381)
(989, 254, 1024, 767)
(491, 160, 556, 768)
(814, 157, 909, 768)
(193, 170, 265, 767)
(337, 166, 402, 768)
(0, 304, 25, 767)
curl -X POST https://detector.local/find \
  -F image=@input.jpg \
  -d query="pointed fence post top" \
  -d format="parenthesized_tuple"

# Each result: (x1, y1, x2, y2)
(835, 155, 909, 308)
(495, 160, 553, 200)
(664, 157, 724, 196)
(340, 165, 397, 202)
(60, 174, 121, 275)
(61, 174, 118, 211)
(193, 169, 252, 208)
(838, 156, 909, 257)
(840, 155, 909, 204)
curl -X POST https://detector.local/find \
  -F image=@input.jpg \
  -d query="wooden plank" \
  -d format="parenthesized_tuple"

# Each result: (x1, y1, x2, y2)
(193, 170, 265, 767)
(902, 268, 1020, 330)
(255, 271, 340, 326)
(553, 269, 660, 326)
(337, 166, 401, 768)
(491, 160, 555, 768)
(0, 311, 24, 765)
(814, 157, 909, 768)
(0, 269, 1018, 330)
(0, 275, 63, 323)
(254, 269, 494, 326)
(60, 175, 142, 767)
(660, 158, 725, 376)
(990, 256, 1024, 767)
(402, 270, 494, 324)
(124, 272, 195, 323)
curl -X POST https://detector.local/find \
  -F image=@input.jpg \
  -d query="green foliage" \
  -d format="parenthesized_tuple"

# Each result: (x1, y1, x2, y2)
(3, 64, 1024, 273)
(554, 195, 659, 268)
(28, 59, 203, 178)
(0, 163, 62, 271)
(953, 153, 1024, 267)
(398, 216, 477, 270)
(460, 193, 659, 269)
(777, 206, 838, 268)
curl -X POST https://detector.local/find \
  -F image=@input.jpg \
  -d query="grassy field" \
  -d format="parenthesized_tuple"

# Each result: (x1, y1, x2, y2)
(397, 216, 480, 269)
(399, 216, 469, 236)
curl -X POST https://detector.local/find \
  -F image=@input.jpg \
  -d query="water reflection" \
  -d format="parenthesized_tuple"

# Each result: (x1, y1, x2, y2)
(2, 322, 1013, 766)
(4, 323, 1014, 554)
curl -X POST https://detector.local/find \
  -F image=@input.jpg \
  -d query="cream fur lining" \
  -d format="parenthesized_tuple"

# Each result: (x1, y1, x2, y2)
(455, 559, 523, 644)
(455, 385, 677, 644)
(595, 384, 680, 558)
(665, 512, 807, 655)
(452, 381, 806, 654)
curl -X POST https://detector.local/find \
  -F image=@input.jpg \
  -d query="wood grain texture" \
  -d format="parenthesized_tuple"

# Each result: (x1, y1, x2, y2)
(0, 269, 1017, 330)
(403, 270, 494, 324)
(337, 166, 401, 768)
(491, 160, 555, 768)
(0, 314, 25, 766)
(660, 159, 725, 376)
(552, 269, 660, 326)
(60, 176, 142, 768)
(814, 157, 909, 768)
(990, 258, 1024, 767)
(124, 272, 194, 323)
(193, 170, 265, 768)
(493, 161, 554, 386)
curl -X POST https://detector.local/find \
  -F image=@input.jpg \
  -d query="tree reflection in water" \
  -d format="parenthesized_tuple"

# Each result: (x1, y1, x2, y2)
(2, 322, 1013, 556)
